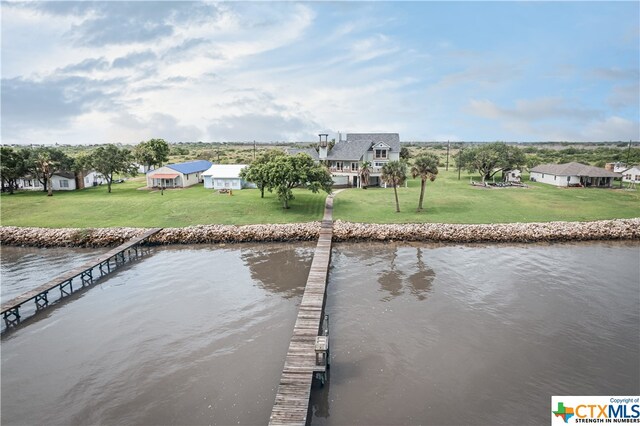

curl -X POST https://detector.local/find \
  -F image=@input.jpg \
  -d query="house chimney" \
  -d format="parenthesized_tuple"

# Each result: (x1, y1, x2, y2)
(338, 131, 342, 143)
(318, 133, 328, 160)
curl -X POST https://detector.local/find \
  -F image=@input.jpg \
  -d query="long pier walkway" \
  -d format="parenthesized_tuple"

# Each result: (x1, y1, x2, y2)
(269, 191, 339, 426)
(1, 228, 162, 329)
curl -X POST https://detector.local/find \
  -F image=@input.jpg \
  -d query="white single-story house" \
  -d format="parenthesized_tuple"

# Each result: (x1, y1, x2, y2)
(605, 162, 629, 173)
(78, 170, 107, 188)
(135, 163, 155, 174)
(202, 164, 256, 190)
(146, 160, 212, 188)
(530, 162, 620, 187)
(18, 171, 77, 191)
(502, 169, 521, 183)
(18, 170, 106, 191)
(620, 165, 640, 183)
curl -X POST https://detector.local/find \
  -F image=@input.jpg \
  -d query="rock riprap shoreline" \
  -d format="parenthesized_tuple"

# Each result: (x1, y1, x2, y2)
(1, 218, 638, 247)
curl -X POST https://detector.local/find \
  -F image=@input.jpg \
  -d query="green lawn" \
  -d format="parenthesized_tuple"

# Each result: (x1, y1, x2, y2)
(333, 170, 640, 224)
(0, 178, 327, 228)
(1, 172, 638, 228)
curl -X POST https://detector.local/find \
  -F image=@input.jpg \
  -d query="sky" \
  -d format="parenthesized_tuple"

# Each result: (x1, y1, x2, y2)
(1, 1, 639, 145)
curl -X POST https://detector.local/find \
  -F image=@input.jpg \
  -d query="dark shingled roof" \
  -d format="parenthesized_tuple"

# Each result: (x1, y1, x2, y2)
(346, 133, 400, 149)
(287, 148, 319, 160)
(531, 162, 621, 178)
(327, 133, 400, 161)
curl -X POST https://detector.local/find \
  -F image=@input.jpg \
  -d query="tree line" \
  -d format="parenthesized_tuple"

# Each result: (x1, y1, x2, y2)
(0, 139, 170, 195)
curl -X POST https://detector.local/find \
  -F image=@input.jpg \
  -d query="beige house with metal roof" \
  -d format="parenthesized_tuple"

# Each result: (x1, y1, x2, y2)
(530, 162, 620, 187)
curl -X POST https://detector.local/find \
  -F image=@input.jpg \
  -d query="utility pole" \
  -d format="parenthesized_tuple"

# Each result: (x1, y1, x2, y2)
(625, 139, 632, 166)
(458, 147, 463, 180)
(446, 140, 450, 171)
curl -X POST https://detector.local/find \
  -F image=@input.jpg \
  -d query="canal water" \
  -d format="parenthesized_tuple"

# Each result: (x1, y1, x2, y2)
(1, 243, 314, 425)
(311, 241, 640, 425)
(1, 241, 639, 425)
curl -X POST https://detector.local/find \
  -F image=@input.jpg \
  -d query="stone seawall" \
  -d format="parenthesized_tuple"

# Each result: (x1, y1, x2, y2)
(1, 218, 638, 248)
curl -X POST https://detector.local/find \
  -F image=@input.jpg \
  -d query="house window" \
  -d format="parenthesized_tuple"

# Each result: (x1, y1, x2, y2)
(374, 149, 387, 159)
(542, 173, 545, 178)
(635, 175, 640, 181)
(554, 175, 556, 180)
(224, 181, 230, 187)
(334, 161, 343, 171)
(351, 162, 359, 171)
(374, 162, 385, 167)
(625, 174, 632, 180)
(59, 180, 69, 188)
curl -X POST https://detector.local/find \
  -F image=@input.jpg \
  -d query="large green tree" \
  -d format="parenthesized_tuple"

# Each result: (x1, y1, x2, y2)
(86, 144, 137, 193)
(462, 142, 526, 182)
(240, 150, 286, 198)
(411, 153, 439, 212)
(381, 160, 408, 213)
(134, 138, 170, 171)
(29, 147, 74, 196)
(0, 147, 30, 194)
(262, 153, 333, 209)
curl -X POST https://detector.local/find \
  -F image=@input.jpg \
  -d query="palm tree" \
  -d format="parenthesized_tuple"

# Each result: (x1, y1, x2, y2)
(381, 160, 407, 213)
(411, 154, 439, 211)
(359, 161, 372, 189)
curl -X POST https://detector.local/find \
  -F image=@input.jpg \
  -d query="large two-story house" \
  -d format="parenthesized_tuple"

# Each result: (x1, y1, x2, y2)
(316, 133, 401, 187)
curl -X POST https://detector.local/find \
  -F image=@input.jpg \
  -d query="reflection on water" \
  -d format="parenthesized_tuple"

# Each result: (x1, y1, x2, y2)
(368, 247, 436, 302)
(311, 241, 640, 426)
(241, 245, 313, 298)
(2, 241, 638, 426)
(1, 243, 314, 426)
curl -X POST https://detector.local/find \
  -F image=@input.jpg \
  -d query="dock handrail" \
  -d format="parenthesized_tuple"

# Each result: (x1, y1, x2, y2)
(1, 228, 162, 328)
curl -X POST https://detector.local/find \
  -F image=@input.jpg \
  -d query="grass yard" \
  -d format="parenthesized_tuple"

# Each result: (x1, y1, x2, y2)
(1, 171, 638, 228)
(333, 170, 640, 224)
(0, 177, 327, 228)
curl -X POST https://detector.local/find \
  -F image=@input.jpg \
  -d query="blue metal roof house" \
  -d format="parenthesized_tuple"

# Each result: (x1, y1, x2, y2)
(146, 160, 213, 188)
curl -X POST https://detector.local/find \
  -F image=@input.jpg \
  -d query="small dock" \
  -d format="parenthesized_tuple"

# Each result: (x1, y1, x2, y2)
(1, 228, 162, 329)
(269, 192, 338, 426)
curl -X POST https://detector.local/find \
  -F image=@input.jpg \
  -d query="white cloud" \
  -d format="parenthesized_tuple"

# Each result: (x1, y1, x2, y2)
(583, 116, 639, 141)
(467, 98, 639, 141)
(468, 97, 599, 122)
(607, 84, 640, 109)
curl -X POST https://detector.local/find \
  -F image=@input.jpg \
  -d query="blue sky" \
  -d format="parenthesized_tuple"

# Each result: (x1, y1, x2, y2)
(1, 1, 638, 145)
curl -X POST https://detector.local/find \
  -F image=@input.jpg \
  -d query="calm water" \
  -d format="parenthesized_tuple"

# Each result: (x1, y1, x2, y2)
(1, 246, 109, 301)
(1, 241, 639, 425)
(310, 241, 640, 425)
(1, 243, 314, 425)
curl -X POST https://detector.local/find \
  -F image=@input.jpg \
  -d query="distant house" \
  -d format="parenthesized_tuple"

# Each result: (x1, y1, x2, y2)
(620, 165, 640, 184)
(77, 170, 107, 189)
(202, 164, 256, 190)
(502, 169, 521, 183)
(18, 171, 77, 191)
(146, 160, 212, 188)
(530, 162, 620, 187)
(297, 133, 400, 187)
(605, 162, 629, 173)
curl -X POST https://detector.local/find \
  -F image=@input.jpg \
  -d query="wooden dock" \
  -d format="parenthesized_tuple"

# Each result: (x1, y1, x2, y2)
(1, 228, 162, 328)
(269, 192, 338, 426)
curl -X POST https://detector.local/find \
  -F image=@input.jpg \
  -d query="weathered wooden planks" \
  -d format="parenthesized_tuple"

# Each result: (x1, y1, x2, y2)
(0, 228, 162, 315)
(269, 192, 339, 426)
